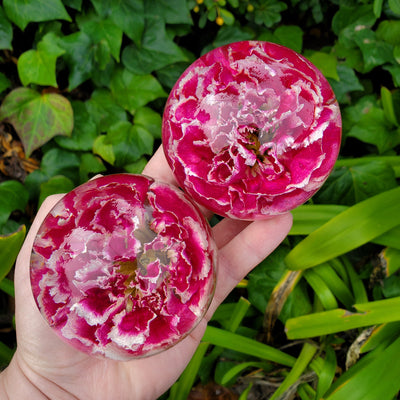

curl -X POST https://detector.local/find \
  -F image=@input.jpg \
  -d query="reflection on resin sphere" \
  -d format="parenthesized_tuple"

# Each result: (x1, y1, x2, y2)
(30, 174, 217, 360)
(162, 40, 342, 220)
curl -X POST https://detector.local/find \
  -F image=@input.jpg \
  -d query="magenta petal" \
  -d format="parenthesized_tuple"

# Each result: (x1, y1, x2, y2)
(30, 174, 217, 360)
(162, 40, 342, 219)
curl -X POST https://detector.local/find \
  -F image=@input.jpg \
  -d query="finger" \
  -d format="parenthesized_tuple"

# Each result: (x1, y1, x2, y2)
(142, 146, 178, 186)
(212, 218, 251, 248)
(206, 212, 293, 318)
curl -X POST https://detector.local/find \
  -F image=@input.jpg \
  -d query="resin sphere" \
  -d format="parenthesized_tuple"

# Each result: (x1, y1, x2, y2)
(162, 41, 342, 220)
(30, 174, 217, 360)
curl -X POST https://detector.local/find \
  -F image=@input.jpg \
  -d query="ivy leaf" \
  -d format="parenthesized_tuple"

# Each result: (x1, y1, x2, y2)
(78, 153, 106, 183)
(90, 0, 144, 46)
(63, 0, 82, 11)
(0, 88, 73, 157)
(272, 25, 303, 53)
(315, 162, 398, 206)
(38, 175, 75, 206)
(0, 6, 13, 50)
(0, 73, 11, 94)
(0, 180, 29, 229)
(144, 0, 192, 24)
(253, 0, 287, 28)
(307, 51, 339, 81)
(329, 65, 364, 104)
(347, 107, 400, 153)
(85, 89, 128, 134)
(55, 101, 98, 151)
(3, 0, 71, 31)
(135, 107, 162, 139)
(376, 20, 400, 45)
(110, 68, 167, 114)
(77, 13, 123, 62)
(122, 17, 188, 75)
(17, 33, 65, 87)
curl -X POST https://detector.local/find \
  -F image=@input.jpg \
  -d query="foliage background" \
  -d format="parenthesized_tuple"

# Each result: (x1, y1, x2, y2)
(1, 0, 400, 399)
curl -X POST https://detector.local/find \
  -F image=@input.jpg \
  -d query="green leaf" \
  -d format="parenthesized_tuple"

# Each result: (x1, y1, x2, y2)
(0, 88, 73, 157)
(78, 153, 106, 183)
(329, 65, 364, 104)
(63, 0, 82, 10)
(17, 32, 65, 87)
(3, 0, 71, 30)
(90, 0, 144, 46)
(55, 101, 97, 151)
(360, 321, 400, 353)
(286, 297, 400, 339)
(203, 326, 296, 367)
(316, 346, 337, 399)
(324, 335, 400, 400)
(253, 0, 287, 28)
(134, 107, 162, 139)
(40, 148, 81, 180)
(0, 72, 11, 95)
(123, 157, 148, 174)
(373, 0, 384, 18)
(347, 107, 400, 154)
(389, 0, 400, 14)
(303, 269, 338, 310)
(0, 341, 14, 366)
(285, 187, 400, 270)
(272, 25, 303, 53)
(0, 6, 13, 50)
(381, 247, 400, 276)
(381, 86, 399, 126)
(0, 225, 26, 282)
(144, 0, 192, 25)
(376, 20, 400, 45)
(85, 89, 128, 134)
(93, 135, 115, 165)
(110, 69, 167, 114)
(122, 17, 188, 75)
(315, 162, 398, 205)
(77, 13, 123, 62)
(307, 52, 339, 81)
(0, 180, 29, 229)
(39, 175, 74, 206)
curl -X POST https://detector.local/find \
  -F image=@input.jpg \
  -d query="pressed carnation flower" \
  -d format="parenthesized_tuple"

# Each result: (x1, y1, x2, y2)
(162, 40, 342, 220)
(30, 174, 217, 360)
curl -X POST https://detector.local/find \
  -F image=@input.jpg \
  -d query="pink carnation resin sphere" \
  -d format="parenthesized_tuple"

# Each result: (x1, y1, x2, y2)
(162, 41, 342, 219)
(30, 174, 217, 360)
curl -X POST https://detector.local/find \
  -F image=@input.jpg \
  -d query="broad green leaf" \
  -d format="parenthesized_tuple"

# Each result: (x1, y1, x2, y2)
(122, 17, 188, 75)
(307, 52, 339, 81)
(58, 31, 95, 90)
(123, 158, 148, 174)
(329, 65, 364, 104)
(219, 8, 235, 25)
(155, 62, 191, 90)
(253, 0, 287, 27)
(211, 25, 255, 50)
(93, 135, 115, 165)
(0, 180, 29, 228)
(0, 88, 73, 157)
(144, 0, 192, 25)
(63, 0, 82, 10)
(286, 297, 400, 339)
(347, 107, 400, 154)
(110, 69, 167, 114)
(39, 175, 75, 206)
(0, 72, 11, 94)
(0, 277, 14, 297)
(389, 0, 400, 14)
(55, 101, 97, 151)
(39, 148, 81, 180)
(314, 162, 398, 205)
(0, 225, 26, 282)
(78, 153, 106, 183)
(203, 326, 296, 367)
(103, 120, 154, 167)
(376, 20, 400, 45)
(90, 0, 144, 46)
(285, 187, 400, 270)
(0, 6, 13, 50)
(273, 25, 303, 53)
(77, 13, 123, 62)
(135, 107, 162, 139)
(85, 89, 128, 133)
(17, 33, 65, 87)
(3, 0, 71, 30)
(324, 335, 400, 400)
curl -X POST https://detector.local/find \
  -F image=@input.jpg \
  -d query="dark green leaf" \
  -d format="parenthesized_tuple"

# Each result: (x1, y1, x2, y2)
(0, 6, 13, 50)
(0, 225, 26, 282)
(315, 162, 398, 205)
(144, 0, 192, 25)
(0, 180, 29, 228)
(329, 65, 364, 104)
(90, 0, 144, 46)
(0, 88, 73, 157)
(124, 157, 148, 174)
(40, 148, 81, 180)
(79, 153, 106, 183)
(17, 32, 65, 87)
(0, 72, 11, 94)
(77, 13, 123, 62)
(253, 0, 287, 27)
(211, 24, 255, 50)
(155, 62, 191, 89)
(122, 17, 188, 75)
(347, 107, 400, 153)
(3, 0, 71, 30)
(39, 175, 74, 206)
(110, 68, 167, 114)
(63, 0, 82, 11)
(376, 20, 400, 45)
(55, 101, 98, 151)
(85, 89, 128, 134)
(389, 0, 400, 14)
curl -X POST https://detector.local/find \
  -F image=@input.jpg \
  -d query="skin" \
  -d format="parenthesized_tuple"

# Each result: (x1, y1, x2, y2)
(0, 147, 292, 399)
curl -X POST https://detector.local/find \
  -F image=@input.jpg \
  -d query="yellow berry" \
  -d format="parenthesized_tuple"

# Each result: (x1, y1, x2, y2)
(193, 5, 200, 12)
(247, 3, 254, 12)
(196, 0, 204, 4)
(216, 16, 224, 25)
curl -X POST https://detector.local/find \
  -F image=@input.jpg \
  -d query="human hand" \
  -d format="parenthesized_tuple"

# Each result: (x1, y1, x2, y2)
(0, 146, 292, 400)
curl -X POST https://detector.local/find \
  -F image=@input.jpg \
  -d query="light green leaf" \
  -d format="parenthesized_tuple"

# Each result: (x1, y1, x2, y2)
(3, 0, 71, 30)
(381, 247, 400, 276)
(285, 187, 400, 270)
(389, 0, 400, 14)
(373, 0, 384, 17)
(381, 86, 399, 126)
(110, 69, 167, 114)
(376, 20, 400, 45)
(0, 88, 73, 157)
(307, 51, 339, 81)
(0, 225, 26, 282)
(273, 25, 303, 53)
(135, 107, 162, 139)
(0, 6, 13, 50)
(39, 175, 74, 206)
(18, 32, 65, 87)
(93, 135, 115, 165)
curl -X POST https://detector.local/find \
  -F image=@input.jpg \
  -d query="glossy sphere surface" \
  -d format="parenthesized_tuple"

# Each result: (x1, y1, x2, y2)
(30, 174, 217, 360)
(162, 41, 342, 219)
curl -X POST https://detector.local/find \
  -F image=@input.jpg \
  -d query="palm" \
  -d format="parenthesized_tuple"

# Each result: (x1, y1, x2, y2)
(12, 147, 292, 399)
